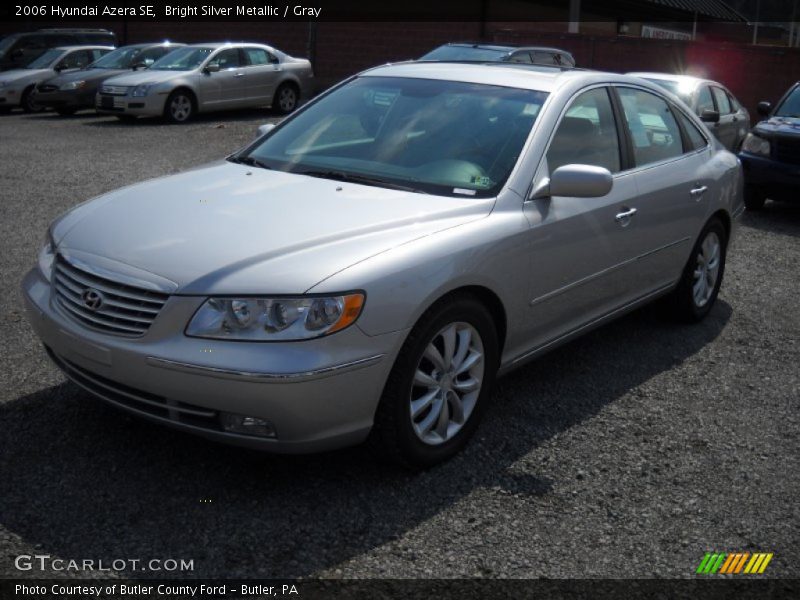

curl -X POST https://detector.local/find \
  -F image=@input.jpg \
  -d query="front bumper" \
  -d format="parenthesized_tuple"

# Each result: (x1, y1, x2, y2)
(95, 92, 166, 117)
(34, 88, 94, 110)
(739, 151, 800, 201)
(22, 267, 407, 453)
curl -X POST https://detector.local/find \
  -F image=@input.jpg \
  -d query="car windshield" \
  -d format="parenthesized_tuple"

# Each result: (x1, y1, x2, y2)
(644, 78, 693, 103)
(0, 35, 16, 56)
(25, 49, 62, 69)
(89, 46, 143, 69)
(242, 76, 547, 197)
(420, 46, 509, 61)
(774, 86, 800, 118)
(149, 47, 212, 71)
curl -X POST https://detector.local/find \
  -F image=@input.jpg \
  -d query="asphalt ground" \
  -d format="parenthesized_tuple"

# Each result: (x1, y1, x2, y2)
(0, 107, 798, 582)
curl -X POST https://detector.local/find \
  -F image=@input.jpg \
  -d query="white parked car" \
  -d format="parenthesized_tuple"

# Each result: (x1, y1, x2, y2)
(0, 46, 113, 112)
(95, 42, 314, 122)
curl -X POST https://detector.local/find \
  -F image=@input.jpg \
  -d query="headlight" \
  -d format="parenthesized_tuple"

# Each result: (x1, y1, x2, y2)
(61, 80, 86, 90)
(38, 230, 55, 281)
(186, 293, 365, 341)
(131, 84, 153, 97)
(741, 133, 770, 157)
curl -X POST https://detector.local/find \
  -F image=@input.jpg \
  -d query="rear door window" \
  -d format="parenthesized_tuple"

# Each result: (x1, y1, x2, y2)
(618, 87, 684, 166)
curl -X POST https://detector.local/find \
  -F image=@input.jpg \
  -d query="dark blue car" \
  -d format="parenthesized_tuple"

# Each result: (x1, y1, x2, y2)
(739, 82, 800, 210)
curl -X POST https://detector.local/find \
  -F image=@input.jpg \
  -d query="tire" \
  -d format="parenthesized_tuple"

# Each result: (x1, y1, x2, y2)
(56, 108, 77, 116)
(163, 89, 195, 123)
(667, 218, 727, 323)
(744, 185, 766, 211)
(369, 294, 499, 468)
(21, 87, 43, 113)
(273, 83, 298, 115)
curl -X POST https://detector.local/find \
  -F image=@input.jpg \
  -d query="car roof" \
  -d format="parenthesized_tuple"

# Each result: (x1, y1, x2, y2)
(441, 42, 573, 55)
(53, 45, 116, 52)
(363, 61, 645, 93)
(119, 42, 185, 49)
(184, 42, 272, 49)
(627, 71, 721, 88)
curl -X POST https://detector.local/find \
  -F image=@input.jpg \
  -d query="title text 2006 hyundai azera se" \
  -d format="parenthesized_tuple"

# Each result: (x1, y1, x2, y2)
(23, 62, 744, 467)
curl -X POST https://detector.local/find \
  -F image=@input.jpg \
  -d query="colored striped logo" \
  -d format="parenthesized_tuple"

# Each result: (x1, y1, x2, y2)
(696, 552, 774, 575)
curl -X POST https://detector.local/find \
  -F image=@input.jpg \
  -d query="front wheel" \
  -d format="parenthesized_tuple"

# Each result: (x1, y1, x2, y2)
(369, 295, 499, 468)
(21, 87, 43, 113)
(164, 90, 195, 123)
(667, 218, 727, 323)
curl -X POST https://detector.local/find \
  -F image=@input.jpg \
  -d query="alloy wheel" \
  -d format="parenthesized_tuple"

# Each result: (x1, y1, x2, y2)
(692, 231, 721, 307)
(170, 95, 192, 122)
(410, 321, 484, 445)
(278, 87, 297, 112)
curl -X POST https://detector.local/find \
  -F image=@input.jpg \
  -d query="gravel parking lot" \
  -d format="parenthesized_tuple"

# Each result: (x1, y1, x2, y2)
(0, 109, 798, 580)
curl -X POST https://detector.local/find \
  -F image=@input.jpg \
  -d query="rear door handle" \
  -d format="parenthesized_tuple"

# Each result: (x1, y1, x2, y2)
(690, 185, 708, 198)
(615, 207, 637, 224)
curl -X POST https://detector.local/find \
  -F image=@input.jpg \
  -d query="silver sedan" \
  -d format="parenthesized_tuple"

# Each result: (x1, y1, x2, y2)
(23, 62, 743, 467)
(95, 42, 313, 122)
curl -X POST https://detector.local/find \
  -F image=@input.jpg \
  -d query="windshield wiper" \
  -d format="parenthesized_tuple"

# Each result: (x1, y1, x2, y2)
(300, 169, 426, 193)
(228, 155, 272, 170)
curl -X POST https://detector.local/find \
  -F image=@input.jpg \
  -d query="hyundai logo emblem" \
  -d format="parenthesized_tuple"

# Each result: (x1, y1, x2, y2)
(81, 288, 104, 311)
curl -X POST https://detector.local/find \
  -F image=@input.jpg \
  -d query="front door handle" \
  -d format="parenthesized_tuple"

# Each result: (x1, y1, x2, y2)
(690, 185, 708, 198)
(234, 72, 245, 78)
(615, 207, 637, 225)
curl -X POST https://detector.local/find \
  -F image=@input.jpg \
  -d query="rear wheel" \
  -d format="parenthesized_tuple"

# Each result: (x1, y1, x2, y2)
(369, 295, 499, 468)
(164, 90, 195, 123)
(273, 83, 298, 115)
(744, 185, 766, 211)
(21, 87, 43, 113)
(667, 218, 727, 323)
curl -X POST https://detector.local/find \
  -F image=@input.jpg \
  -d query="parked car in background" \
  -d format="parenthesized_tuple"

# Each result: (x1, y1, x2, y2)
(33, 42, 184, 116)
(96, 42, 313, 123)
(23, 62, 742, 467)
(420, 43, 576, 67)
(628, 72, 749, 152)
(0, 46, 114, 112)
(738, 81, 800, 210)
(0, 29, 116, 72)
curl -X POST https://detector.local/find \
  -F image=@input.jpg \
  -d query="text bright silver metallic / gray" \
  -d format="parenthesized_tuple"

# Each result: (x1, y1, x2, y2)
(23, 61, 744, 467)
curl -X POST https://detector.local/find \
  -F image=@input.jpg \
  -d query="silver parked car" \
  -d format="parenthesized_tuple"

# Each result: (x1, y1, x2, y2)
(95, 42, 314, 122)
(23, 62, 743, 467)
(0, 45, 113, 112)
(628, 72, 750, 151)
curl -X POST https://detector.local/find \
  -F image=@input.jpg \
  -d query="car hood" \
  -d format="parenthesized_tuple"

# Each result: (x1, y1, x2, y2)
(53, 161, 493, 295)
(47, 68, 127, 87)
(0, 69, 49, 85)
(753, 116, 800, 137)
(102, 69, 187, 86)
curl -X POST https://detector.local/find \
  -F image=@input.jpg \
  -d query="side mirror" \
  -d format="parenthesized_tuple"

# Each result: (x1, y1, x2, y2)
(756, 101, 771, 117)
(531, 164, 613, 199)
(204, 63, 220, 74)
(700, 109, 720, 123)
(257, 123, 276, 137)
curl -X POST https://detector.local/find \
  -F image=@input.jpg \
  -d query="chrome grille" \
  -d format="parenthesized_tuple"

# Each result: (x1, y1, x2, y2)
(53, 255, 169, 336)
(773, 139, 800, 166)
(100, 85, 129, 95)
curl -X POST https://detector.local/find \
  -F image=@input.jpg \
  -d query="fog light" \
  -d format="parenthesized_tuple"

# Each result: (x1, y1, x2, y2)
(220, 413, 276, 438)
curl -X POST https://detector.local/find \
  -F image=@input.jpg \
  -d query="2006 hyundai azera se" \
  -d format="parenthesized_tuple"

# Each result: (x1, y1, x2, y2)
(23, 62, 744, 467)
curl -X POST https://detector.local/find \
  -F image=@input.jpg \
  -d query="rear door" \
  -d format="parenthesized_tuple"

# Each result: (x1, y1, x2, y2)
(241, 47, 280, 103)
(614, 85, 712, 291)
(521, 86, 643, 348)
